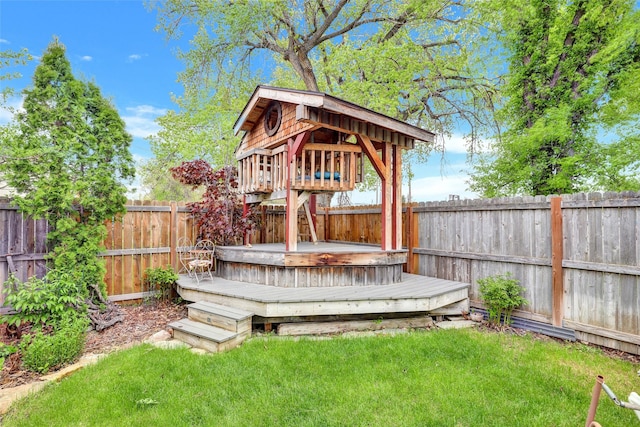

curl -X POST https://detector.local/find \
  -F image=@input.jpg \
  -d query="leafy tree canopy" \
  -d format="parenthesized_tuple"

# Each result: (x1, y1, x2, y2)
(0, 47, 32, 100)
(142, 0, 502, 199)
(469, 0, 640, 197)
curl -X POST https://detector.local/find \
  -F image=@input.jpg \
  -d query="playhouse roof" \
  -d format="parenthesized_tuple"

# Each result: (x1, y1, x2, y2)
(233, 85, 435, 144)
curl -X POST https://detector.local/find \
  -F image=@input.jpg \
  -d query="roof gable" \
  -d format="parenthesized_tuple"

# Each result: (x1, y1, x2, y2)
(233, 85, 435, 145)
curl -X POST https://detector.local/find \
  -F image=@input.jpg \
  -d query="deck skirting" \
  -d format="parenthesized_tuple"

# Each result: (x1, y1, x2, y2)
(215, 243, 407, 287)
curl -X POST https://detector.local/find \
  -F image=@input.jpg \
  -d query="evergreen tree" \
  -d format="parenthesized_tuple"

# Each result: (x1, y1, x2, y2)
(0, 38, 135, 317)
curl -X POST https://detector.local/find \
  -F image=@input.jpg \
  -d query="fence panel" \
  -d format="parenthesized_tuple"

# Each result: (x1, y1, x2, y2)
(412, 196, 554, 323)
(0, 200, 48, 306)
(101, 201, 196, 301)
(561, 193, 640, 354)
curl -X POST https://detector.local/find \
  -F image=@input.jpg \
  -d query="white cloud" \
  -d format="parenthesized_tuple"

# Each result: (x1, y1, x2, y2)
(440, 134, 470, 154)
(0, 39, 9, 44)
(126, 105, 166, 116)
(121, 105, 167, 138)
(407, 174, 477, 201)
(122, 116, 161, 139)
(345, 173, 478, 206)
(80, 55, 92, 62)
(127, 53, 147, 62)
(0, 96, 24, 125)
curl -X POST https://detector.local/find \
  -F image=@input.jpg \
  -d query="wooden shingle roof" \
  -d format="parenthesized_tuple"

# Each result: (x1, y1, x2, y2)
(233, 85, 435, 145)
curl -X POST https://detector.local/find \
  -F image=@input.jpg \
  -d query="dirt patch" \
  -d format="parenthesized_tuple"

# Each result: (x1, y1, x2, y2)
(1, 301, 187, 389)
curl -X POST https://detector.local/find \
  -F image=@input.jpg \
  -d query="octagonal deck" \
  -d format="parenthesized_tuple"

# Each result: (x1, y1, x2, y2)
(176, 272, 470, 322)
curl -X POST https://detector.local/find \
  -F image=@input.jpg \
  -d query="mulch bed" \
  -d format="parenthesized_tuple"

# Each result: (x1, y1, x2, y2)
(0, 301, 187, 389)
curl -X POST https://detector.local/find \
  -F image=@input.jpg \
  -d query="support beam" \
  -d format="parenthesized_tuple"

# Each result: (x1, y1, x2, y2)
(303, 201, 318, 243)
(356, 134, 386, 177)
(286, 186, 298, 252)
(296, 191, 311, 209)
(381, 142, 392, 250)
(392, 144, 402, 249)
(288, 131, 311, 163)
(284, 132, 311, 252)
(309, 194, 317, 237)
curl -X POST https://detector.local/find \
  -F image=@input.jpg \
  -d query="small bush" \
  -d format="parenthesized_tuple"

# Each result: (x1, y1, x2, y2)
(19, 317, 88, 373)
(477, 273, 528, 325)
(2, 270, 86, 329)
(143, 265, 178, 302)
(0, 343, 17, 368)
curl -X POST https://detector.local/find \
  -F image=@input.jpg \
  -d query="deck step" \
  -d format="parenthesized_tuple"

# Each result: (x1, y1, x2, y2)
(169, 319, 248, 353)
(187, 301, 253, 335)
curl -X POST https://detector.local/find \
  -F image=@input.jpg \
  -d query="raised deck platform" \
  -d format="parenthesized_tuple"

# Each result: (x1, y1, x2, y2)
(176, 273, 470, 322)
(216, 242, 407, 287)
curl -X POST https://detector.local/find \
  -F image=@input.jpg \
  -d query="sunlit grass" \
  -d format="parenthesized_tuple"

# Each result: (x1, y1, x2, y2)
(3, 328, 638, 426)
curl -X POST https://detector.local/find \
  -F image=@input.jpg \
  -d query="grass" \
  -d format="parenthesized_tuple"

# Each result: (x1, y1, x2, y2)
(3, 328, 639, 426)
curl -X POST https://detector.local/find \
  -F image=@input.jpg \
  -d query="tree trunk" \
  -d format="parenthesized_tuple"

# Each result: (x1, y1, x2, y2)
(288, 50, 319, 91)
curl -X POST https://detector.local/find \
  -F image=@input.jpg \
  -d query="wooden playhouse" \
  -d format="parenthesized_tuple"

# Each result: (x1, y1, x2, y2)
(172, 86, 470, 349)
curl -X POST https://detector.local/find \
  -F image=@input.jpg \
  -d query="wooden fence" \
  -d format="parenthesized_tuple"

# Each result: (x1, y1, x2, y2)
(0, 200, 49, 306)
(0, 200, 199, 304)
(2, 192, 640, 354)
(322, 192, 640, 355)
(101, 201, 197, 301)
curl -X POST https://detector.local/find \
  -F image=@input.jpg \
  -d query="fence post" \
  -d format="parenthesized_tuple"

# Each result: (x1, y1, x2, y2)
(406, 205, 414, 273)
(324, 208, 330, 241)
(551, 196, 564, 327)
(170, 201, 178, 271)
(260, 205, 267, 244)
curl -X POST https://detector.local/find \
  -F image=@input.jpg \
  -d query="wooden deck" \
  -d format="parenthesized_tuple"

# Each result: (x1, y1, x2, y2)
(176, 273, 470, 321)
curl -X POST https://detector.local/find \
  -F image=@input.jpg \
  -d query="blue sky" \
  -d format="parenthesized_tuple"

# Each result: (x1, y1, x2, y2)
(0, 0, 477, 203)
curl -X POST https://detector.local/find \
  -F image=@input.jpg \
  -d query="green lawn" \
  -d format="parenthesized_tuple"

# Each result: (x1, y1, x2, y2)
(3, 328, 638, 426)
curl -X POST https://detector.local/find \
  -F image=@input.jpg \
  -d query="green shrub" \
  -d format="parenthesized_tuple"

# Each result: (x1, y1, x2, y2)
(0, 343, 17, 368)
(2, 270, 86, 329)
(143, 265, 178, 302)
(19, 317, 88, 373)
(477, 273, 528, 325)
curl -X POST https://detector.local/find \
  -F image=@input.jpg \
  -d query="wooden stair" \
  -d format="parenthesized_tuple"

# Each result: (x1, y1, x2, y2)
(169, 301, 253, 353)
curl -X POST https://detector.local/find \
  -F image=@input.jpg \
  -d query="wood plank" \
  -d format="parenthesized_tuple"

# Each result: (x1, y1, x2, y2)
(564, 319, 640, 346)
(413, 248, 551, 266)
(277, 316, 434, 336)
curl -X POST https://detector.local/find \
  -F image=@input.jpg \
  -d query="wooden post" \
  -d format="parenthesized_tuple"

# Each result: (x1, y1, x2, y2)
(381, 142, 392, 250)
(286, 137, 298, 251)
(260, 205, 267, 244)
(324, 207, 330, 241)
(243, 195, 251, 246)
(406, 205, 414, 273)
(170, 202, 178, 271)
(392, 145, 402, 250)
(551, 196, 564, 327)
